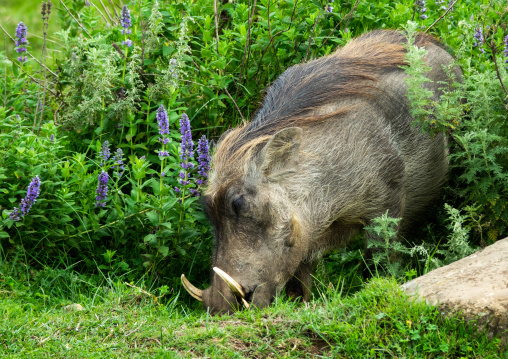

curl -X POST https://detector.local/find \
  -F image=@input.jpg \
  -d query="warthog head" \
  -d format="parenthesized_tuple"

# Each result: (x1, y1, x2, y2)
(183, 127, 311, 314)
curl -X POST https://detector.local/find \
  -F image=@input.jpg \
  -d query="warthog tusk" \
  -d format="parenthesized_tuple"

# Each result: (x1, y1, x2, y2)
(181, 274, 203, 302)
(241, 298, 250, 309)
(213, 267, 250, 309)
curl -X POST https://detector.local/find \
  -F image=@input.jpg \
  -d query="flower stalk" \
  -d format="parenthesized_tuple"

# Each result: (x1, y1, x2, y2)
(14, 22, 28, 63)
(10, 175, 41, 221)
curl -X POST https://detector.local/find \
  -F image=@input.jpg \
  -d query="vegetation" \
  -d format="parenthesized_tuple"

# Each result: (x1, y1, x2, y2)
(1, 276, 505, 357)
(0, 0, 507, 356)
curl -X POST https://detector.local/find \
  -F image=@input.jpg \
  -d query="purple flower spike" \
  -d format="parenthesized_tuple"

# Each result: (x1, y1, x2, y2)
(197, 135, 210, 185)
(174, 113, 196, 194)
(10, 207, 20, 221)
(99, 140, 111, 166)
(157, 105, 169, 136)
(19, 175, 41, 217)
(15, 22, 28, 44)
(122, 39, 133, 47)
(156, 106, 170, 159)
(95, 171, 109, 208)
(179, 113, 193, 164)
(416, 0, 426, 19)
(14, 22, 28, 62)
(120, 6, 132, 34)
(111, 148, 125, 177)
(503, 35, 508, 64)
(473, 26, 484, 53)
(326, 6, 333, 12)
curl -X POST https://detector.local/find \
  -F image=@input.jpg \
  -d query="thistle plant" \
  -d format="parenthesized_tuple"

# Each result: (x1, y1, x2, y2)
(9, 175, 41, 221)
(440, 204, 476, 264)
(152, 16, 193, 97)
(14, 22, 28, 62)
(62, 41, 118, 130)
(146, 0, 163, 52)
(401, 22, 433, 128)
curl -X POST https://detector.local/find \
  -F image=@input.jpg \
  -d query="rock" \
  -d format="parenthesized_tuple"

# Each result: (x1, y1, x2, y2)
(63, 303, 84, 312)
(402, 237, 508, 347)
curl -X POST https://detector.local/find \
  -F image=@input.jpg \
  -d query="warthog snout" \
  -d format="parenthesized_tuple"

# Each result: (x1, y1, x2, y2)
(182, 268, 251, 313)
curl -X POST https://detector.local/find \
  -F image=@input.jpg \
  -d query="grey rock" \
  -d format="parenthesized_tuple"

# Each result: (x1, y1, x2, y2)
(402, 237, 508, 346)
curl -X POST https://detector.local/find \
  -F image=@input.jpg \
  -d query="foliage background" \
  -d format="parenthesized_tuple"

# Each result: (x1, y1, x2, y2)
(0, 0, 507, 309)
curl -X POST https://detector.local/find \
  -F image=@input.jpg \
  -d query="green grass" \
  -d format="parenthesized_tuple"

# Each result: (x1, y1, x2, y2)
(0, 274, 506, 358)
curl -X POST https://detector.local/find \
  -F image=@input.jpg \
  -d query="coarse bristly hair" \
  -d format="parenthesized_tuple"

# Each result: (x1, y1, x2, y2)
(206, 30, 438, 198)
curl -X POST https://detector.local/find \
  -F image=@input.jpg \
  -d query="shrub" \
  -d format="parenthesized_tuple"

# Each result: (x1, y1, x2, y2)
(0, 0, 506, 301)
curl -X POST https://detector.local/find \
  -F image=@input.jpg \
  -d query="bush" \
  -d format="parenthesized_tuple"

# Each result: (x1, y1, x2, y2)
(0, 0, 507, 301)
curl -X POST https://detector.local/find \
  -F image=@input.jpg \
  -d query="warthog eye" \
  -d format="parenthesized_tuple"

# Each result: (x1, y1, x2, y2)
(232, 195, 245, 217)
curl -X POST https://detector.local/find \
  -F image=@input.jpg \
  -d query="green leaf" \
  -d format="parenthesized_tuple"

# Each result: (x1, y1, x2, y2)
(239, 23, 246, 37)
(0, 231, 10, 239)
(144, 234, 157, 244)
(146, 211, 159, 226)
(12, 64, 19, 77)
(162, 198, 178, 212)
(59, 215, 72, 223)
(159, 246, 169, 257)
(162, 45, 175, 57)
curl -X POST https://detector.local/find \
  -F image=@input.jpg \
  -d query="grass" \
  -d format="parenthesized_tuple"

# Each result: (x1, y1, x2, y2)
(0, 271, 506, 358)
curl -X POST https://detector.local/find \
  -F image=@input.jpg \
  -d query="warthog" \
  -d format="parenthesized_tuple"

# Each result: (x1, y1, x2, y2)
(182, 30, 462, 314)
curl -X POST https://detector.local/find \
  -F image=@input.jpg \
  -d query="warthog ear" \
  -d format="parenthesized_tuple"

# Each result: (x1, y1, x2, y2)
(260, 127, 302, 180)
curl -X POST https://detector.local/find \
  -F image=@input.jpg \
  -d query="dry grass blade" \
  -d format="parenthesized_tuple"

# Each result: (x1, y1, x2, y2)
(58, 0, 91, 38)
